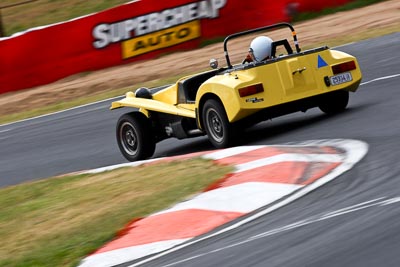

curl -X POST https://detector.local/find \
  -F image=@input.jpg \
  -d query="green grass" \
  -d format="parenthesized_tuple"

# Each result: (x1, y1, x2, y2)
(1, 0, 130, 36)
(0, 158, 233, 267)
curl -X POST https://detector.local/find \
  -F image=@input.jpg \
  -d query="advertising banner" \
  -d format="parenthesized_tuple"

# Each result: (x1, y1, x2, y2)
(0, 0, 349, 94)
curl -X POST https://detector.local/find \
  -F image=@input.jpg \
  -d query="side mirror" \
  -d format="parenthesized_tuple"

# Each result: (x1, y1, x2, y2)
(209, 58, 218, 69)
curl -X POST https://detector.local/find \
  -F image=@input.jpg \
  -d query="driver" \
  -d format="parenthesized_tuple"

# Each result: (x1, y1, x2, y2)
(243, 36, 273, 63)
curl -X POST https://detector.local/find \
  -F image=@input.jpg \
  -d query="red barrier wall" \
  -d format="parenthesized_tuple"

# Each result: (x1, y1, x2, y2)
(0, 0, 350, 94)
(289, 0, 351, 12)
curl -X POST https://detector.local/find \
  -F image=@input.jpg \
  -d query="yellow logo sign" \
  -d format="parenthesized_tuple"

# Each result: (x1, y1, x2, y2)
(121, 20, 201, 59)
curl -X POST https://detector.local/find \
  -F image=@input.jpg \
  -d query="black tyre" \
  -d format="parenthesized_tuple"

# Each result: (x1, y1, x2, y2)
(319, 90, 349, 115)
(116, 112, 156, 162)
(202, 99, 236, 148)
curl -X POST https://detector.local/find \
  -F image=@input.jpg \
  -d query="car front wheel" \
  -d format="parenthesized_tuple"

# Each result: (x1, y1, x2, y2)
(116, 112, 156, 162)
(202, 99, 236, 148)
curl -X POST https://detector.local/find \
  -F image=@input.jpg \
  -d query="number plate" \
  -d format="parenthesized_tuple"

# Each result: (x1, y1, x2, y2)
(330, 72, 353, 86)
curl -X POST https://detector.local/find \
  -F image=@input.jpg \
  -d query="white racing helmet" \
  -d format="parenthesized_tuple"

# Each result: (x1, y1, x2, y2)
(249, 36, 273, 62)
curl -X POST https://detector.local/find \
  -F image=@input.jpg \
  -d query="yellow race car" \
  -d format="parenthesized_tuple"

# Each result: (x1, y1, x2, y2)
(111, 22, 362, 161)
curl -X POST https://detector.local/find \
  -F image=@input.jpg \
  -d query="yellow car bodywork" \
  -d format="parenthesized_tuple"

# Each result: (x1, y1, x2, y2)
(111, 22, 362, 162)
(111, 48, 361, 125)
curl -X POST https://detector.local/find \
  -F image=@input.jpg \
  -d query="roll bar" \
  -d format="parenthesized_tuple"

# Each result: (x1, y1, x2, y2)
(223, 22, 301, 69)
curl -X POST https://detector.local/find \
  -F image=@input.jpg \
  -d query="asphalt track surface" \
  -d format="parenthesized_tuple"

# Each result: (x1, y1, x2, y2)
(1, 33, 400, 266)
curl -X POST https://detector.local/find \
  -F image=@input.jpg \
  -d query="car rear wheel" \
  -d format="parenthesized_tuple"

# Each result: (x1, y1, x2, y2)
(319, 90, 349, 115)
(202, 99, 236, 148)
(116, 112, 156, 162)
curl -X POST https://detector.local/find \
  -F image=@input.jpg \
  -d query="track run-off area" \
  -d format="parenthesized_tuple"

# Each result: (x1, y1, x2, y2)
(1, 33, 400, 266)
(78, 139, 368, 267)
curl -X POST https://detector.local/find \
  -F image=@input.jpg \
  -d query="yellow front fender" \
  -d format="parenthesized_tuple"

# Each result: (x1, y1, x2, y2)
(111, 92, 195, 118)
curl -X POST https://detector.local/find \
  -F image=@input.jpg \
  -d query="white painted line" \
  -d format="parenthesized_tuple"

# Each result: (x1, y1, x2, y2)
(82, 157, 165, 174)
(152, 182, 302, 216)
(159, 196, 399, 267)
(234, 153, 343, 173)
(0, 128, 12, 133)
(78, 238, 190, 267)
(203, 146, 265, 160)
(333, 42, 356, 48)
(379, 197, 400, 206)
(319, 201, 385, 220)
(0, 95, 123, 128)
(252, 197, 387, 240)
(360, 74, 400, 86)
(127, 139, 368, 267)
(2, 72, 398, 128)
(321, 197, 386, 219)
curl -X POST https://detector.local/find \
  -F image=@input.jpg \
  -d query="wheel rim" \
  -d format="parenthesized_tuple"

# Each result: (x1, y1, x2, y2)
(205, 108, 224, 143)
(120, 122, 138, 156)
